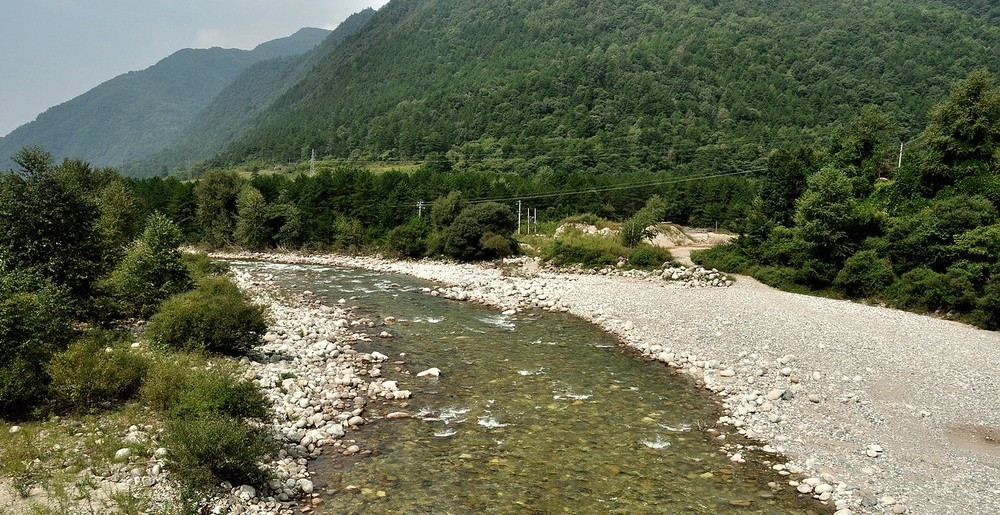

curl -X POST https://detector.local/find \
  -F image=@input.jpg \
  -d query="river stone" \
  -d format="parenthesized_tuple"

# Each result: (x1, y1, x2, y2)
(299, 479, 314, 494)
(417, 367, 441, 378)
(114, 448, 131, 461)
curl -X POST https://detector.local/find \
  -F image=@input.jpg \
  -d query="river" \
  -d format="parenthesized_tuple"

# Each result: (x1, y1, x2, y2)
(235, 261, 826, 514)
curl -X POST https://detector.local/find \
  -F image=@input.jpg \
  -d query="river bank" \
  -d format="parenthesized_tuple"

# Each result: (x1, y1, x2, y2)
(213, 250, 1000, 515)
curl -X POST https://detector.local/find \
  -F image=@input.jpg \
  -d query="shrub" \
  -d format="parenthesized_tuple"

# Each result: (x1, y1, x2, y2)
(47, 333, 149, 412)
(142, 357, 269, 420)
(887, 268, 946, 311)
(143, 356, 274, 489)
(385, 217, 430, 258)
(542, 232, 625, 268)
(182, 252, 229, 283)
(0, 272, 74, 419)
(442, 202, 517, 261)
(104, 214, 192, 319)
(973, 279, 1000, 329)
(834, 250, 896, 297)
(619, 219, 652, 248)
(146, 277, 266, 356)
(628, 245, 674, 269)
(164, 413, 274, 489)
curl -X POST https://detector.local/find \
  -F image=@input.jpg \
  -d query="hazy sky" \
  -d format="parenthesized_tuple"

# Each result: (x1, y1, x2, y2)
(0, 0, 389, 136)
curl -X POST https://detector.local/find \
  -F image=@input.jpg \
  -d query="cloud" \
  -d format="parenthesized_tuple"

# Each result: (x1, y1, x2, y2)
(193, 28, 227, 48)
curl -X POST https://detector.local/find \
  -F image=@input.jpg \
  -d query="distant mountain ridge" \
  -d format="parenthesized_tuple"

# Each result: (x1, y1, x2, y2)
(0, 26, 331, 169)
(128, 9, 375, 177)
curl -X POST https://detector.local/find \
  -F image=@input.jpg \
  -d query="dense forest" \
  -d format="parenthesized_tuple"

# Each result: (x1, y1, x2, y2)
(696, 70, 1000, 329)
(217, 0, 999, 176)
(0, 28, 330, 169)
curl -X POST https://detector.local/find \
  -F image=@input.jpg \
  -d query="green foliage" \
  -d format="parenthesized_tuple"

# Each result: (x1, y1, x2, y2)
(194, 171, 245, 247)
(0, 152, 105, 303)
(430, 192, 464, 229)
(146, 276, 266, 356)
(235, 186, 270, 250)
(46, 333, 149, 412)
(182, 252, 229, 283)
(142, 356, 273, 489)
(627, 246, 674, 270)
(794, 166, 861, 262)
(163, 413, 273, 489)
(924, 70, 1000, 166)
(0, 271, 74, 419)
(217, 0, 999, 179)
(543, 230, 671, 270)
(385, 218, 430, 258)
(442, 202, 517, 261)
(619, 219, 652, 248)
(104, 214, 192, 319)
(834, 250, 896, 298)
(95, 179, 143, 260)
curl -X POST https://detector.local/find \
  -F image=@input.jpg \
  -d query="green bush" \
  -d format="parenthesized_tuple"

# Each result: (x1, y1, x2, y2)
(542, 232, 625, 268)
(443, 202, 517, 261)
(47, 333, 149, 412)
(887, 268, 946, 311)
(104, 214, 192, 319)
(182, 252, 229, 283)
(0, 272, 74, 419)
(834, 250, 896, 297)
(142, 357, 269, 420)
(628, 245, 674, 269)
(691, 244, 752, 273)
(146, 276, 266, 356)
(142, 356, 274, 489)
(619, 219, 651, 248)
(385, 217, 430, 258)
(164, 413, 274, 489)
(973, 279, 1000, 330)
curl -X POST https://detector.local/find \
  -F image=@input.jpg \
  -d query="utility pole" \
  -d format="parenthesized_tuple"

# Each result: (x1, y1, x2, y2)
(517, 200, 522, 235)
(417, 200, 424, 218)
(310, 149, 316, 174)
(898, 141, 904, 169)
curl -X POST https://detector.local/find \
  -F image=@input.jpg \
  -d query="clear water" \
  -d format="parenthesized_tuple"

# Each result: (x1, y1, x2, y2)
(233, 262, 826, 514)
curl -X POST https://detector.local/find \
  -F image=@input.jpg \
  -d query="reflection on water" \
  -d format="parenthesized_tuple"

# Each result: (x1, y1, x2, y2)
(234, 262, 826, 514)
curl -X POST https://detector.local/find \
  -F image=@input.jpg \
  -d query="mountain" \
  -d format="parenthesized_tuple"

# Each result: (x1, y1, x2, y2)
(0, 27, 330, 169)
(129, 9, 375, 177)
(216, 0, 999, 175)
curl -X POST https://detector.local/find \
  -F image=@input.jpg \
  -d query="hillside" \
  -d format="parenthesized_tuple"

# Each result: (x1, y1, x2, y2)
(129, 10, 375, 177)
(217, 0, 999, 174)
(0, 27, 330, 169)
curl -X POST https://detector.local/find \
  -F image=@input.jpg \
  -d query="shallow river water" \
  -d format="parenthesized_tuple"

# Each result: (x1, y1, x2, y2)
(239, 262, 826, 514)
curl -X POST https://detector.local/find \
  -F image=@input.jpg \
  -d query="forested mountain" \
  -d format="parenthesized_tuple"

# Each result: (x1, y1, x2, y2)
(217, 0, 999, 175)
(0, 27, 330, 169)
(129, 10, 375, 177)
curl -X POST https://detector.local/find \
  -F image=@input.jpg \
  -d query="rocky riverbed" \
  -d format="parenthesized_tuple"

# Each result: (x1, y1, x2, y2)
(212, 250, 1000, 515)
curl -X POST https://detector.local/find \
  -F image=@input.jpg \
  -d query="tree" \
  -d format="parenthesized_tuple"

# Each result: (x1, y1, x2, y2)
(194, 171, 245, 247)
(235, 187, 271, 249)
(924, 70, 1000, 166)
(0, 150, 104, 303)
(442, 202, 517, 261)
(794, 166, 861, 262)
(96, 179, 143, 260)
(760, 146, 816, 225)
(104, 214, 192, 319)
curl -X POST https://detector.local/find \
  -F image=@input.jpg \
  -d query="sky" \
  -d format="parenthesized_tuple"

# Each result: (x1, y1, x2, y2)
(0, 0, 390, 137)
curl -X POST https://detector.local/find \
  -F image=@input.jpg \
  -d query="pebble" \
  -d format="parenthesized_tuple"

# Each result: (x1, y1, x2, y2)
(416, 367, 441, 378)
(114, 448, 131, 461)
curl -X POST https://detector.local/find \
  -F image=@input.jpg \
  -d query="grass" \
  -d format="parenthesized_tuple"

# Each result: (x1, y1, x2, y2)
(0, 403, 160, 510)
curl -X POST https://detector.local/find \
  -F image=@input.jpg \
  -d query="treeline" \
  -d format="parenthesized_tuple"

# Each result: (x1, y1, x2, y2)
(130, 165, 752, 259)
(0, 149, 275, 493)
(696, 71, 1000, 329)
